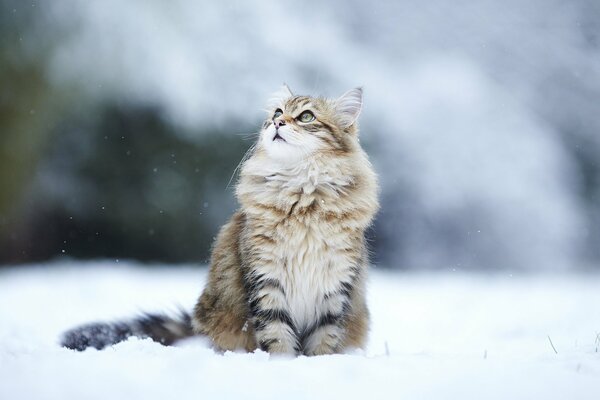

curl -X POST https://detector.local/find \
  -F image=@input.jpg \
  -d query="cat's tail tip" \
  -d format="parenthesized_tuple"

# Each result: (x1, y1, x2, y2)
(61, 309, 194, 351)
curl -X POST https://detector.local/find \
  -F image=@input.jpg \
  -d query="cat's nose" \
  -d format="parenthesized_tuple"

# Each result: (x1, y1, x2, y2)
(274, 119, 286, 128)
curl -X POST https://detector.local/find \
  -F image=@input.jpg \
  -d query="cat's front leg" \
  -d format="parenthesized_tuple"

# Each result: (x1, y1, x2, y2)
(245, 272, 299, 355)
(302, 281, 355, 356)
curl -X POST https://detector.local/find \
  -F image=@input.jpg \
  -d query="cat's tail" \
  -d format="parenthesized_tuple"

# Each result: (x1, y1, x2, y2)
(60, 310, 195, 351)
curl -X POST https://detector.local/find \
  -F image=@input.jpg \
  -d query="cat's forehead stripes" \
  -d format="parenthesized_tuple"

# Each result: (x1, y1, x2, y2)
(284, 96, 313, 113)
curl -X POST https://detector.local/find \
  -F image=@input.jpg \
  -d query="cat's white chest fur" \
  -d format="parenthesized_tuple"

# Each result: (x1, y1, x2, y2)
(269, 165, 353, 329)
(242, 158, 360, 330)
(274, 219, 352, 330)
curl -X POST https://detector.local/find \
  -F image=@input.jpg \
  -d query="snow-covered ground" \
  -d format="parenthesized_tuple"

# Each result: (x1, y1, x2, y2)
(0, 260, 599, 399)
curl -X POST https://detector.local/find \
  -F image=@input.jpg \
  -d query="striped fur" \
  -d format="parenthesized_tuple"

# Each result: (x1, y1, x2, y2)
(61, 311, 193, 351)
(60, 87, 378, 356)
(194, 87, 379, 355)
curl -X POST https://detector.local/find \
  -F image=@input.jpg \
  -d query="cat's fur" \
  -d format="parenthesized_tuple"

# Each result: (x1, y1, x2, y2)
(61, 86, 379, 356)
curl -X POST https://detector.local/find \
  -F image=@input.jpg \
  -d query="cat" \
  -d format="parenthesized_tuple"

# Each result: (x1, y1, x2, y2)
(61, 85, 379, 356)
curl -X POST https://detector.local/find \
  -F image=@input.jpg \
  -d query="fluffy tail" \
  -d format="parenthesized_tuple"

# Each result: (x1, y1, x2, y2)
(60, 310, 194, 351)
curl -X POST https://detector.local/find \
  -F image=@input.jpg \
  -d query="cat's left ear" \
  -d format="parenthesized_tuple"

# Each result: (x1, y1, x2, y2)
(336, 87, 363, 128)
(266, 83, 294, 109)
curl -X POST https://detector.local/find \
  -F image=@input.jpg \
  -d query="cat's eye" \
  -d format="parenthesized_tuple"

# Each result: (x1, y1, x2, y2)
(297, 110, 315, 123)
(273, 109, 283, 119)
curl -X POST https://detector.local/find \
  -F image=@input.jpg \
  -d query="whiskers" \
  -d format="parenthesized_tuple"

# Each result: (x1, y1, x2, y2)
(233, 130, 260, 141)
(227, 142, 256, 190)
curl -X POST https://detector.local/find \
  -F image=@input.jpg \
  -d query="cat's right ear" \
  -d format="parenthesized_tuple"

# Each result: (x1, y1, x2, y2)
(336, 87, 363, 128)
(266, 84, 294, 109)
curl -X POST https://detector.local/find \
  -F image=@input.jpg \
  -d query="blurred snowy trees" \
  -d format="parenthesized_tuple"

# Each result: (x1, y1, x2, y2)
(1, 0, 599, 270)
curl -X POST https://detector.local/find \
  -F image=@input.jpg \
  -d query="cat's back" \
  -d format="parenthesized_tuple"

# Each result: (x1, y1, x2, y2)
(193, 211, 257, 351)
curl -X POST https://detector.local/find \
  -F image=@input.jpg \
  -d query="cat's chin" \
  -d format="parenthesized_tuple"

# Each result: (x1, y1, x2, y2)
(263, 146, 307, 166)
(261, 134, 324, 167)
(261, 135, 304, 165)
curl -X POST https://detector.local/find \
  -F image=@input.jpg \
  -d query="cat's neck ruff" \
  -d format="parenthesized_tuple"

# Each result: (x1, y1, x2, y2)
(241, 153, 354, 195)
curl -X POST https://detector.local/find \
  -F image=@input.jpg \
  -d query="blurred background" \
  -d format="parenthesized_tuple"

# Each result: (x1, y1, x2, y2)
(1, 0, 599, 271)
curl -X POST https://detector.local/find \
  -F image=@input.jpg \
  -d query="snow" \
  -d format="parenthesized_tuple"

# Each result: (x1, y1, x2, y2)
(1, 260, 599, 399)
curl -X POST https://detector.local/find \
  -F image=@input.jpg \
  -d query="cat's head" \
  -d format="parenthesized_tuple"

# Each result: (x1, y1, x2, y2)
(258, 85, 363, 164)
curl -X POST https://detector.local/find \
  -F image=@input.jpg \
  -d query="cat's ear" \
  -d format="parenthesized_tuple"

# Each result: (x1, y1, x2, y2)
(336, 87, 363, 128)
(282, 83, 294, 97)
(266, 83, 294, 109)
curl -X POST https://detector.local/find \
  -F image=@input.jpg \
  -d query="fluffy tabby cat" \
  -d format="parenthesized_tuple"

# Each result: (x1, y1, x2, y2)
(61, 85, 379, 356)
